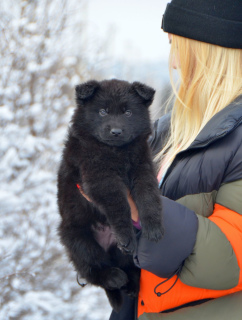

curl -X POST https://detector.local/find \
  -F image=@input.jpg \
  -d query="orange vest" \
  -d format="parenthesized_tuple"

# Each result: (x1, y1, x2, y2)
(138, 204, 242, 317)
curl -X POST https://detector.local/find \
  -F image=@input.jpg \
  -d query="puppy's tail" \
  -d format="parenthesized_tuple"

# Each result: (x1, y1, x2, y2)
(105, 289, 123, 313)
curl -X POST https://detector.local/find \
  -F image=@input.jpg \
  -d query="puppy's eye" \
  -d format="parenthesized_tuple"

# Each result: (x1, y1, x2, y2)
(125, 110, 132, 117)
(99, 109, 108, 116)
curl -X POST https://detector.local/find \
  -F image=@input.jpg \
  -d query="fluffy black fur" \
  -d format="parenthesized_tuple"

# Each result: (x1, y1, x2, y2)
(57, 79, 163, 311)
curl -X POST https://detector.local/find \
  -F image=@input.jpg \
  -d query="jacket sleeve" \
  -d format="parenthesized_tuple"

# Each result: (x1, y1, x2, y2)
(180, 202, 242, 289)
(179, 138, 242, 290)
(133, 196, 198, 278)
(134, 188, 242, 290)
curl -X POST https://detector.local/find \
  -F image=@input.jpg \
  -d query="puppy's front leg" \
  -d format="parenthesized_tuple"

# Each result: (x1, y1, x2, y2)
(130, 160, 164, 242)
(83, 175, 136, 254)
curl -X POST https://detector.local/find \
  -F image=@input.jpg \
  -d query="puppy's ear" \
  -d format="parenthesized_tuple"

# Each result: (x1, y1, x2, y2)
(75, 80, 100, 104)
(131, 82, 155, 107)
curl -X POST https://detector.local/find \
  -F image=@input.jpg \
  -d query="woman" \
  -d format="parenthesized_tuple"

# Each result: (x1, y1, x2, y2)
(110, 0, 242, 319)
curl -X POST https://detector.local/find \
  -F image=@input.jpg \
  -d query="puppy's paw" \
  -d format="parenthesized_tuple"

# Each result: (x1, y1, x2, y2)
(104, 268, 128, 290)
(124, 281, 140, 298)
(142, 224, 164, 242)
(117, 236, 136, 254)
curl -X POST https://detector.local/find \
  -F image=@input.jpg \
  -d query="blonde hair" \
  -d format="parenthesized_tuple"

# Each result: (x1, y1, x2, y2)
(155, 35, 242, 172)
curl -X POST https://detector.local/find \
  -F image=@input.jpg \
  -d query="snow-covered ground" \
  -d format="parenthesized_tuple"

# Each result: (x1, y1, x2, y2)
(0, 1, 170, 319)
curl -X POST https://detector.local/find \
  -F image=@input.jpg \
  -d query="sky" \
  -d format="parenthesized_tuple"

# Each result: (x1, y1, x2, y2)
(86, 0, 170, 64)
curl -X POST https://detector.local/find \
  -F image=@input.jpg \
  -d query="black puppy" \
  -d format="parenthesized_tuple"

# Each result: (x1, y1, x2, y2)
(57, 79, 163, 311)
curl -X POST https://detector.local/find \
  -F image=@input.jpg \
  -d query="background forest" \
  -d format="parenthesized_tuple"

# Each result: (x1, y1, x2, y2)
(0, 0, 170, 319)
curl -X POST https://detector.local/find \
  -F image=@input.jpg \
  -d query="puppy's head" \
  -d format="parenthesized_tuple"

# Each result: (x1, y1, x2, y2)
(72, 79, 155, 146)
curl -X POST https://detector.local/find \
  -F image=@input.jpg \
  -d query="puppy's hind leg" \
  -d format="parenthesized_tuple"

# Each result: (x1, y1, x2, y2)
(105, 289, 123, 313)
(59, 221, 130, 295)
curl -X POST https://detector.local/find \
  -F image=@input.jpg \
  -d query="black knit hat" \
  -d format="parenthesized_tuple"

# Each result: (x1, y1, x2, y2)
(162, 0, 242, 49)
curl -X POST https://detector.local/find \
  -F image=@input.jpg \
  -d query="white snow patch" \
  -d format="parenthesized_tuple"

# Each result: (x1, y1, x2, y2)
(0, 105, 14, 122)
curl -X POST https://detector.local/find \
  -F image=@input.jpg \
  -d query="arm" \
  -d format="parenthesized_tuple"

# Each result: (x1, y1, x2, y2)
(179, 140, 242, 290)
(133, 143, 242, 289)
(132, 180, 242, 319)
(179, 181, 242, 290)
(133, 196, 198, 278)
(133, 181, 242, 288)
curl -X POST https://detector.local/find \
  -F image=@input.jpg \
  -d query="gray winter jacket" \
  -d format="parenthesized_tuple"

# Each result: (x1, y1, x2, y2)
(137, 95, 242, 319)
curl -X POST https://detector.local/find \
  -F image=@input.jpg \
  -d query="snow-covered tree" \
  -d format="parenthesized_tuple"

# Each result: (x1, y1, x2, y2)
(0, 1, 110, 318)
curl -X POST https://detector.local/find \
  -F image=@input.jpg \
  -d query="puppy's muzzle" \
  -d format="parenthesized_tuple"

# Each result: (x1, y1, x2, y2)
(110, 128, 122, 137)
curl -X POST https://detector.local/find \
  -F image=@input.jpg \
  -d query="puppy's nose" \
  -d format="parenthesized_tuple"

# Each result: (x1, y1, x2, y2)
(110, 128, 122, 137)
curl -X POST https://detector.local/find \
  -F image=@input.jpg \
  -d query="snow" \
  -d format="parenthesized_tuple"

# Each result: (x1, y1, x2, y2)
(0, 106, 14, 122)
